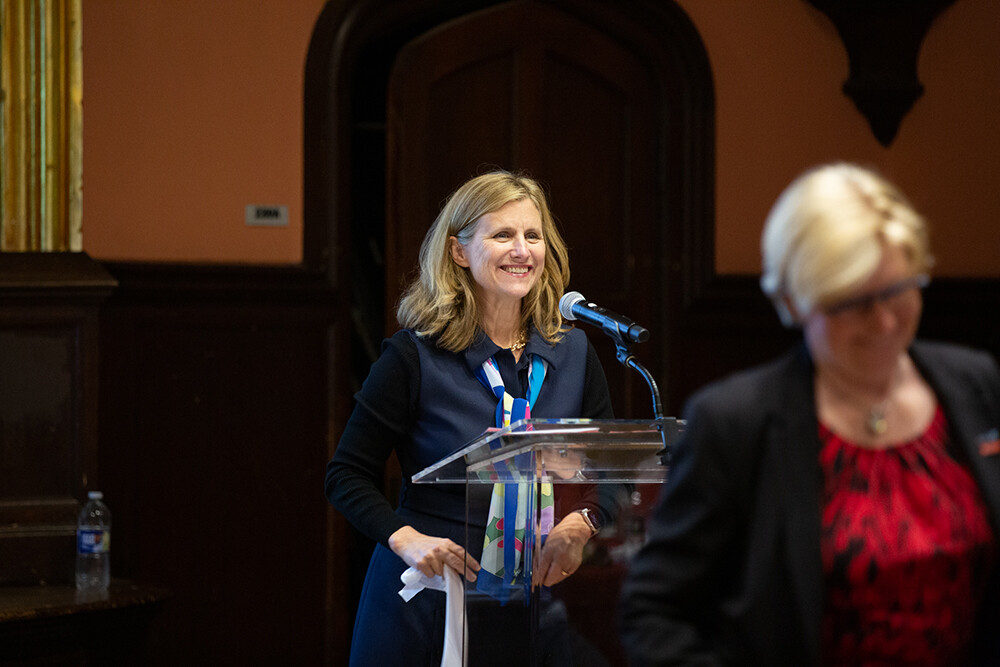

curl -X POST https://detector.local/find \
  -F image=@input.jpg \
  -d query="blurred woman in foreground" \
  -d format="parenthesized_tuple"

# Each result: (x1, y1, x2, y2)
(620, 163, 1000, 665)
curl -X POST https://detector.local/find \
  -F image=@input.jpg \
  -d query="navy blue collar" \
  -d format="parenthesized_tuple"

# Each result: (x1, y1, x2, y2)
(462, 324, 570, 376)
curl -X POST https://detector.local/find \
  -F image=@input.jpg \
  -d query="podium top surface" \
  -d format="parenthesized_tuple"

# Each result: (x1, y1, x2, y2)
(411, 418, 680, 484)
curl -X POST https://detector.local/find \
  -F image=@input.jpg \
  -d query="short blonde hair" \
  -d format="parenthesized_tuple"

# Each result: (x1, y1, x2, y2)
(396, 170, 571, 352)
(760, 163, 931, 326)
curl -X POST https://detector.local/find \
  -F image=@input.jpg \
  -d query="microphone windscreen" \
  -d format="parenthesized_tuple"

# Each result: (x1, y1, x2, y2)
(558, 291, 585, 320)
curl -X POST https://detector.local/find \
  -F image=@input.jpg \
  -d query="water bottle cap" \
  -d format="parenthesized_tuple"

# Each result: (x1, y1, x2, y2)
(87, 491, 103, 500)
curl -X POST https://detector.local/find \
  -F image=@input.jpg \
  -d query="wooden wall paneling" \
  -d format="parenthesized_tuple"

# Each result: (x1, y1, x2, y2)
(0, 253, 115, 586)
(97, 264, 335, 664)
(919, 278, 1000, 358)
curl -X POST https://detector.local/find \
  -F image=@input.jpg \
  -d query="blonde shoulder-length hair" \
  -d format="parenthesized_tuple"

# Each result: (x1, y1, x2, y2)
(397, 170, 571, 352)
(760, 162, 932, 327)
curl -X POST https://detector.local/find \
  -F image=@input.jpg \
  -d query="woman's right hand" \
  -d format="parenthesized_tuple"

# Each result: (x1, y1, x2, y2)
(388, 525, 481, 582)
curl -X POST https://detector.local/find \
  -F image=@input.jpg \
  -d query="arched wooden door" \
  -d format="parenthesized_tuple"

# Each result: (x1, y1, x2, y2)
(308, 0, 713, 659)
(386, 1, 665, 417)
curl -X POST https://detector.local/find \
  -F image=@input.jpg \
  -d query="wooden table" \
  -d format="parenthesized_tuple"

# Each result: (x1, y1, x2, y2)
(0, 580, 169, 665)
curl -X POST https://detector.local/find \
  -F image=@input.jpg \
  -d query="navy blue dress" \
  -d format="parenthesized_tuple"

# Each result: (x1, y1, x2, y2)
(325, 327, 614, 665)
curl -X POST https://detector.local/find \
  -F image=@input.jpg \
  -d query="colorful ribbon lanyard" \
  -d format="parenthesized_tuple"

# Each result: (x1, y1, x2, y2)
(474, 352, 551, 602)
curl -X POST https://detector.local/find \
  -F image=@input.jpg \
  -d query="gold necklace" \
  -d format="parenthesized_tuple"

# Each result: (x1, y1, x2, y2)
(508, 327, 528, 351)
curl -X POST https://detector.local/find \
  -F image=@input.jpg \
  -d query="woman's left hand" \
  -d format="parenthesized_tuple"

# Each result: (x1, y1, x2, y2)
(532, 512, 593, 587)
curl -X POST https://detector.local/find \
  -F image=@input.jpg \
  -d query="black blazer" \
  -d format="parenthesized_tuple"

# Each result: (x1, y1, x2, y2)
(619, 340, 1000, 666)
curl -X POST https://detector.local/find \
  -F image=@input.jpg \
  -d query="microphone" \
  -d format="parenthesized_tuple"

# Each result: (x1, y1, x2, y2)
(559, 291, 649, 343)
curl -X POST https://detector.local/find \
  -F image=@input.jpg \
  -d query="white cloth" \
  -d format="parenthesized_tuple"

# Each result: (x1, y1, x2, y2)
(399, 566, 467, 667)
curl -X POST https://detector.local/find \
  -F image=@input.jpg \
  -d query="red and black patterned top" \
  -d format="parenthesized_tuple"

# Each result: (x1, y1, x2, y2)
(819, 407, 996, 666)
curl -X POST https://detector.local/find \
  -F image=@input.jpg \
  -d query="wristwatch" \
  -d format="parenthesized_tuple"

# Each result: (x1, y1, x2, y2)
(574, 508, 600, 537)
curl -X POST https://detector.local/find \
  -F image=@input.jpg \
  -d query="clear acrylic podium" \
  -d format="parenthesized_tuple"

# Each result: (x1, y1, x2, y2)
(412, 417, 681, 666)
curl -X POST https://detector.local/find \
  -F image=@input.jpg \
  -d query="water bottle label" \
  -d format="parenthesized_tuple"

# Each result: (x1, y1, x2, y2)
(78, 529, 110, 554)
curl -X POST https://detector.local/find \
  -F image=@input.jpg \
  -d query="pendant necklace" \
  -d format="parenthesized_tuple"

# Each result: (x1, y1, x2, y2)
(865, 401, 891, 436)
(863, 371, 902, 436)
(821, 367, 901, 438)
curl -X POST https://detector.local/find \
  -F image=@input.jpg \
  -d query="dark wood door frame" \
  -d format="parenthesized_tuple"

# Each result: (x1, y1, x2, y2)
(305, 1, 718, 661)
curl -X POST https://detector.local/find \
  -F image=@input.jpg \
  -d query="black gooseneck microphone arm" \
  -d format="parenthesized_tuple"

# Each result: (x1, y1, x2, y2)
(610, 336, 676, 465)
(559, 291, 676, 462)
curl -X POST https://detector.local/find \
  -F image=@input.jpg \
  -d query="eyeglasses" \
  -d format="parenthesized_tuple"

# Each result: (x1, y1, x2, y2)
(821, 274, 930, 317)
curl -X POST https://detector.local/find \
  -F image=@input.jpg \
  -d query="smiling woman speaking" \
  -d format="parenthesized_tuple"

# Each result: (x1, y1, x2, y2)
(620, 163, 1000, 666)
(325, 170, 614, 665)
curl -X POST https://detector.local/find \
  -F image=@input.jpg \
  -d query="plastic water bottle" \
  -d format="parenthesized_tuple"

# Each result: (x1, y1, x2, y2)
(76, 491, 112, 592)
